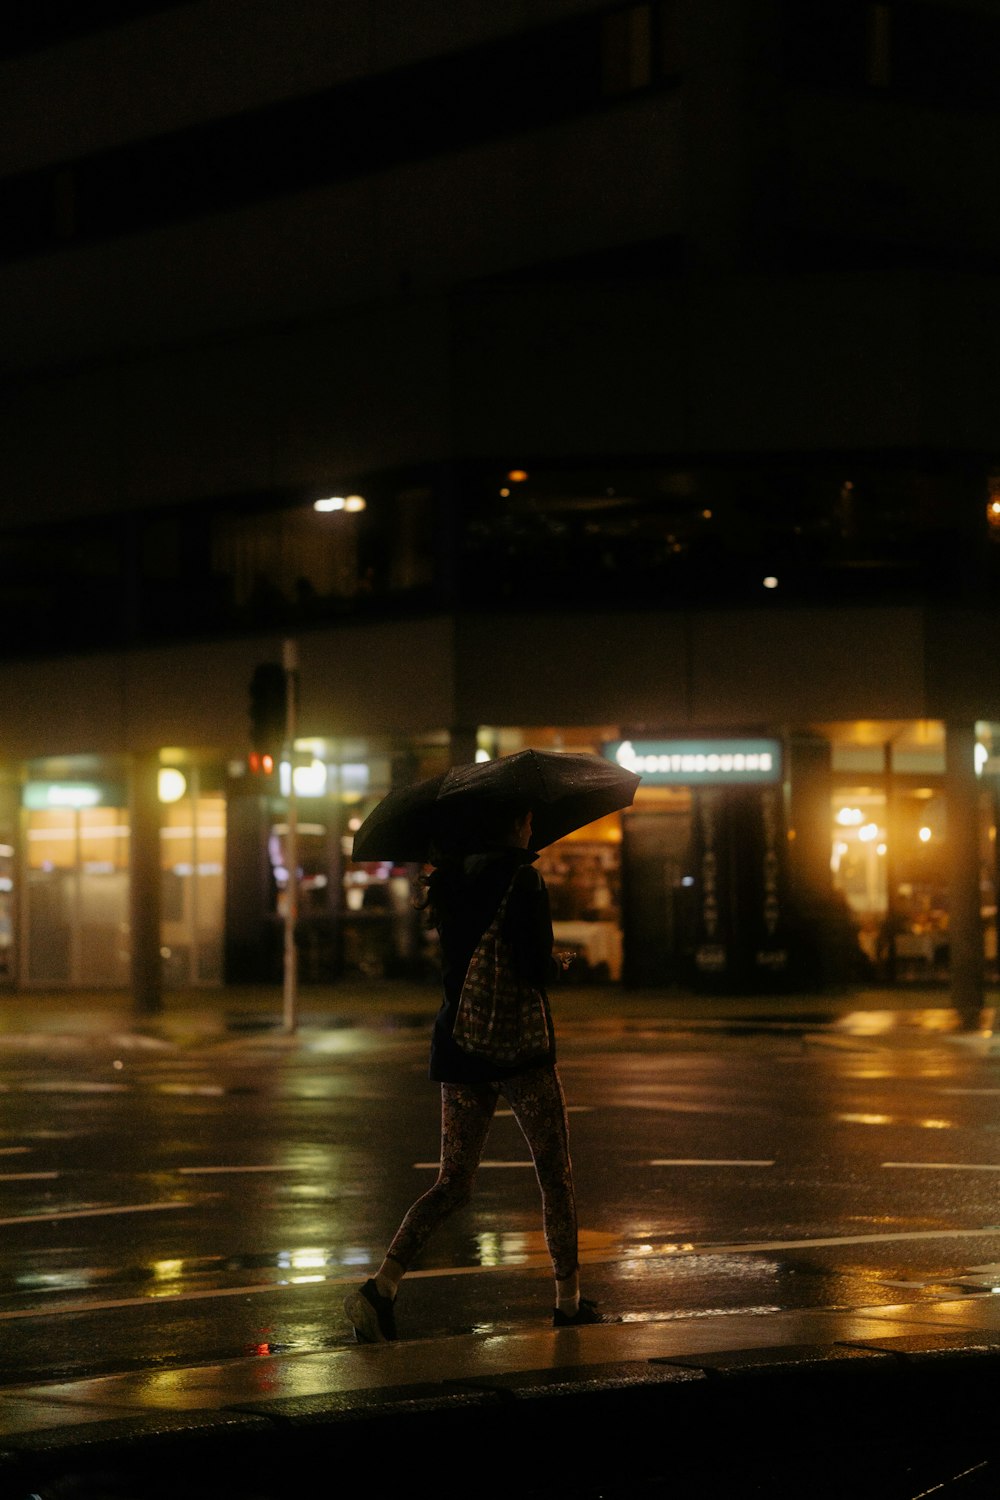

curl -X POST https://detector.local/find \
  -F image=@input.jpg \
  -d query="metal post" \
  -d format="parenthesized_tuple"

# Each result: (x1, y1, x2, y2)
(282, 639, 299, 1033)
(130, 750, 163, 1015)
(945, 721, 985, 1032)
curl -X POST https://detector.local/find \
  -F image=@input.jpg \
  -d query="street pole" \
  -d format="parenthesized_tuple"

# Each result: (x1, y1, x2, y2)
(282, 639, 299, 1034)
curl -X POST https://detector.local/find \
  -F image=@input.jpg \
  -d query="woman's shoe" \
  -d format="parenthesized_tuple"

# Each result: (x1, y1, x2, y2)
(344, 1278, 397, 1342)
(552, 1297, 603, 1327)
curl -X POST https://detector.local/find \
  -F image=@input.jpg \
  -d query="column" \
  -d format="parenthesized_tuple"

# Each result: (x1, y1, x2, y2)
(944, 722, 984, 1031)
(449, 726, 479, 767)
(129, 750, 163, 1015)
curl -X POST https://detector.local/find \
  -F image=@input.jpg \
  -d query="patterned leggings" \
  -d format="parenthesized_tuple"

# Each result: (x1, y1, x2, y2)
(386, 1063, 579, 1282)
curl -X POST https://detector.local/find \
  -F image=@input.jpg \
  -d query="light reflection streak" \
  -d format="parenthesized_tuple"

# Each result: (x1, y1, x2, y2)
(835, 1112, 954, 1128)
(619, 1305, 782, 1322)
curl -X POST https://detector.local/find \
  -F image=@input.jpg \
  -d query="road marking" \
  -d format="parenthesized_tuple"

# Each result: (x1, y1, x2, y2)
(0, 1201, 191, 1228)
(495, 1106, 592, 1117)
(158, 1085, 226, 1097)
(177, 1165, 289, 1174)
(696, 1227, 1000, 1253)
(413, 1160, 536, 1170)
(939, 1089, 1000, 1096)
(647, 1159, 775, 1168)
(883, 1161, 1000, 1172)
(0, 1280, 285, 1321)
(5, 1225, 1000, 1323)
(12, 1082, 131, 1094)
(0, 1147, 30, 1156)
(0, 1172, 58, 1182)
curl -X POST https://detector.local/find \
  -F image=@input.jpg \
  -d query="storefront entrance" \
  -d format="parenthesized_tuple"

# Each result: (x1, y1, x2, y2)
(620, 808, 691, 986)
(20, 765, 227, 989)
(23, 791, 130, 986)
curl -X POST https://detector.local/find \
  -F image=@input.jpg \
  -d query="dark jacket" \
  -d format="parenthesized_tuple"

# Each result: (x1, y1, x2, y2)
(428, 847, 558, 1084)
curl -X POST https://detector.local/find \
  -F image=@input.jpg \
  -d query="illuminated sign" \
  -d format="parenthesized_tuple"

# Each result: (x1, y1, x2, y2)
(23, 781, 124, 810)
(605, 738, 783, 784)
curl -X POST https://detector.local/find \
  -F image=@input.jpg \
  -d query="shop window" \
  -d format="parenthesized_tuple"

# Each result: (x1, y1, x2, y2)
(831, 787, 886, 966)
(832, 778, 995, 980)
(24, 800, 130, 986)
(160, 786, 226, 985)
(537, 816, 623, 981)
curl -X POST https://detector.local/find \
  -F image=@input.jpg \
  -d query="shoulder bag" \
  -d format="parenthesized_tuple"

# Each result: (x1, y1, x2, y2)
(453, 874, 551, 1065)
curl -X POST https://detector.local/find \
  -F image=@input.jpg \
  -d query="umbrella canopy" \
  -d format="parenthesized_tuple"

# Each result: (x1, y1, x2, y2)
(349, 771, 448, 863)
(351, 750, 640, 863)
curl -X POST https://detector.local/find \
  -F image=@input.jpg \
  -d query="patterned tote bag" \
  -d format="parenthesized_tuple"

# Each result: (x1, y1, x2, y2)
(453, 876, 551, 1065)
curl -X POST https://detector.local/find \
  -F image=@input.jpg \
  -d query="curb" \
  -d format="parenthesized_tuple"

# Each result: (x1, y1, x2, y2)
(5, 1334, 1000, 1498)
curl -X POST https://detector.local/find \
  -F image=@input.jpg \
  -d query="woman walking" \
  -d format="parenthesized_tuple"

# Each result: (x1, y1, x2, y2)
(343, 804, 601, 1341)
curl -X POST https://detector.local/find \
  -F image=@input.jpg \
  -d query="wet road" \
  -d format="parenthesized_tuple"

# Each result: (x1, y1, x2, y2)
(2, 1006, 1000, 1389)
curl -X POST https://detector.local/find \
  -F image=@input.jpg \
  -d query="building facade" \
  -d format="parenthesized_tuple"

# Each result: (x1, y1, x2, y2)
(2, 0, 1000, 1004)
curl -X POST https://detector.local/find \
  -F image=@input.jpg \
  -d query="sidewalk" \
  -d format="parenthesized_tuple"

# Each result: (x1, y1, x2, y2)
(3, 980, 1000, 1497)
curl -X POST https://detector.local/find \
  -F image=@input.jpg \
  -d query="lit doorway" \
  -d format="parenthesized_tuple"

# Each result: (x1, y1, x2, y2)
(159, 767, 226, 986)
(24, 797, 130, 986)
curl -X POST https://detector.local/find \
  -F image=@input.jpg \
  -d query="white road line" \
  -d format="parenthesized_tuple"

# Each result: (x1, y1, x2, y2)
(648, 1159, 775, 1168)
(495, 1106, 592, 1117)
(14, 1083, 131, 1094)
(158, 1085, 226, 1097)
(883, 1161, 1000, 1172)
(0, 1280, 285, 1321)
(5, 1225, 1000, 1323)
(177, 1165, 289, 1174)
(0, 1172, 58, 1182)
(413, 1160, 535, 1169)
(0, 1201, 191, 1228)
(698, 1227, 1000, 1252)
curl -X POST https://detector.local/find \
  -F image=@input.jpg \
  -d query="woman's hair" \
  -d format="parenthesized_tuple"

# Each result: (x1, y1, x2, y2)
(412, 801, 532, 929)
(435, 798, 531, 857)
(412, 861, 459, 930)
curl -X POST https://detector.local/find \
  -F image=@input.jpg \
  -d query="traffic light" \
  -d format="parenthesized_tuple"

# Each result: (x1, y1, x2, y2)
(249, 662, 287, 763)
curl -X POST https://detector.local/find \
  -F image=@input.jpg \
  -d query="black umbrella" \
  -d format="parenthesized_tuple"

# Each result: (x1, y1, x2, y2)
(351, 750, 640, 862)
(349, 772, 448, 863)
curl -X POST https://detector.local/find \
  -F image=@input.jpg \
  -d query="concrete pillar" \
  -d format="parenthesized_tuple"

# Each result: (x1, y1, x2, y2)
(449, 726, 479, 768)
(129, 750, 163, 1015)
(944, 722, 985, 1031)
(786, 735, 832, 907)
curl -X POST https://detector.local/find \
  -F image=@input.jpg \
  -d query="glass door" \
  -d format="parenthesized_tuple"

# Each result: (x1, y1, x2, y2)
(24, 803, 129, 985)
(160, 774, 226, 985)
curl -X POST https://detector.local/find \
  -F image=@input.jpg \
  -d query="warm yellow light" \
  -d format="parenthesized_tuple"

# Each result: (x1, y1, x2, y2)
(158, 769, 187, 804)
(858, 823, 879, 842)
(919, 825, 932, 843)
(315, 493, 365, 513)
(294, 759, 327, 796)
(507, 469, 529, 483)
(876, 842, 887, 855)
(763, 576, 778, 589)
(837, 807, 864, 826)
